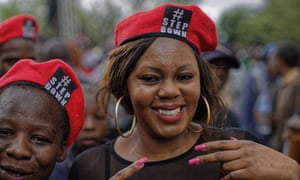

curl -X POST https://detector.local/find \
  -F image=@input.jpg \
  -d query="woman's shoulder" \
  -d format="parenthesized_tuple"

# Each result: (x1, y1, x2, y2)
(203, 127, 260, 142)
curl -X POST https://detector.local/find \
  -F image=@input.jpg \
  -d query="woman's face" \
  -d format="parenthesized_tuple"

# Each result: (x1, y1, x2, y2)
(127, 37, 201, 138)
(0, 86, 66, 180)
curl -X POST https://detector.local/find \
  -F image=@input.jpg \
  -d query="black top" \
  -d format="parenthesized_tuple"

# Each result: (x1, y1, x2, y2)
(69, 128, 257, 180)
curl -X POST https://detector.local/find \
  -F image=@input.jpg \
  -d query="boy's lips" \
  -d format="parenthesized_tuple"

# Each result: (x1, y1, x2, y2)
(0, 165, 34, 180)
(80, 138, 98, 146)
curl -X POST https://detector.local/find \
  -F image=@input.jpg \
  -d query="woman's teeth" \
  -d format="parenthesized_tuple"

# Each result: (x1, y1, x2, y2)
(158, 107, 180, 116)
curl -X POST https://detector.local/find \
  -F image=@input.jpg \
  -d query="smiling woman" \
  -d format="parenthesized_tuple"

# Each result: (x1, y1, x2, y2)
(69, 3, 300, 180)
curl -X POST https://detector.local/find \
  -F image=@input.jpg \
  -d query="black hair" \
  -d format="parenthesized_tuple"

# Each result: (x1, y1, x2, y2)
(275, 42, 300, 68)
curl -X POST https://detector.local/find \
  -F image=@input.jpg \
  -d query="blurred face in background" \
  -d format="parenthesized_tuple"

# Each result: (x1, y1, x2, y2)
(209, 59, 230, 90)
(267, 51, 281, 77)
(74, 88, 109, 154)
(0, 38, 36, 77)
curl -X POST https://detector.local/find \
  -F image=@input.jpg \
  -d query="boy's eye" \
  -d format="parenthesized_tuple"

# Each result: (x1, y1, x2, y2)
(95, 114, 106, 121)
(0, 129, 13, 138)
(31, 136, 52, 145)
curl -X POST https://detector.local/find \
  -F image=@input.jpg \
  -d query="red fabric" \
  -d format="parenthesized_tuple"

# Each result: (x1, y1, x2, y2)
(0, 14, 39, 45)
(0, 59, 84, 146)
(114, 3, 217, 53)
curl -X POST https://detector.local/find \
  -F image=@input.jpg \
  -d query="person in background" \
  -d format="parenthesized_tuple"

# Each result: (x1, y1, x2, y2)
(0, 59, 84, 179)
(69, 3, 300, 180)
(268, 41, 300, 154)
(0, 14, 39, 77)
(49, 83, 109, 180)
(239, 43, 277, 143)
(201, 43, 240, 128)
(286, 112, 300, 163)
(39, 38, 91, 84)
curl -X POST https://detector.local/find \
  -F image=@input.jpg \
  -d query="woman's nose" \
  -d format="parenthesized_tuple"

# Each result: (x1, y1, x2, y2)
(158, 79, 180, 99)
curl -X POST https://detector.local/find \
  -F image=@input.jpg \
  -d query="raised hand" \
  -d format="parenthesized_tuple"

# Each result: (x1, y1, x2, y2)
(189, 139, 300, 180)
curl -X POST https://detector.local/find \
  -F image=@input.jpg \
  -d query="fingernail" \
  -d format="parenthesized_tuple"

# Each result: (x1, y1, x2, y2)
(220, 178, 224, 180)
(194, 143, 206, 151)
(136, 157, 148, 166)
(230, 136, 238, 141)
(188, 157, 200, 165)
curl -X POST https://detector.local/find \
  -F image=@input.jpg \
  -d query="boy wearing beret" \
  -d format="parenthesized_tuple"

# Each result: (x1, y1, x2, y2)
(0, 59, 84, 179)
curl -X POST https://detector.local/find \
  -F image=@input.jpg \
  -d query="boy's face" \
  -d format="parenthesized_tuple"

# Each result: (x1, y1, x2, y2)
(74, 91, 108, 154)
(0, 86, 66, 180)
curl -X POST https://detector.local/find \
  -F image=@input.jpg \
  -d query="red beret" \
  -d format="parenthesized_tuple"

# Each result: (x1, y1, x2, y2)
(0, 59, 84, 146)
(115, 3, 217, 53)
(0, 14, 39, 45)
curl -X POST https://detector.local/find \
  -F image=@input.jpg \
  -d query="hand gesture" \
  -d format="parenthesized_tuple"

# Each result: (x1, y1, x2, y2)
(109, 157, 148, 180)
(189, 139, 300, 180)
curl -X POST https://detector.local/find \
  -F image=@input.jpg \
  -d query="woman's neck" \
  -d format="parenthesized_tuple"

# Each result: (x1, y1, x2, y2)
(114, 126, 201, 162)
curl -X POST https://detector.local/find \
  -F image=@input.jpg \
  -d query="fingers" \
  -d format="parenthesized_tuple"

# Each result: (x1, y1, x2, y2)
(109, 157, 148, 180)
(199, 139, 244, 152)
(189, 138, 259, 167)
(222, 169, 253, 180)
(222, 158, 247, 173)
(189, 149, 241, 165)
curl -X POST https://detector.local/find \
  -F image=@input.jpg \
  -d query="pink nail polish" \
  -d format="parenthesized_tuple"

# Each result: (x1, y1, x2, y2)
(194, 144, 206, 151)
(188, 157, 200, 165)
(230, 136, 238, 141)
(136, 157, 148, 166)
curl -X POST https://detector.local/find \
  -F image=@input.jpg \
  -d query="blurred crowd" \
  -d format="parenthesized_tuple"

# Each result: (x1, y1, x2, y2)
(0, 11, 299, 179)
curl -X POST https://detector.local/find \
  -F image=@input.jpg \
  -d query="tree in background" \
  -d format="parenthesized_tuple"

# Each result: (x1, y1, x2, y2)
(219, 0, 300, 48)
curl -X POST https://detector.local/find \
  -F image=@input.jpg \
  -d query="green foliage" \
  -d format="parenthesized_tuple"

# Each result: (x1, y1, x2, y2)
(219, 0, 300, 47)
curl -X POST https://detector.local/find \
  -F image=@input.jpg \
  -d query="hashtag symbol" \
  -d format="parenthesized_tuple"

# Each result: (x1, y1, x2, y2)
(172, 9, 184, 21)
(61, 76, 71, 87)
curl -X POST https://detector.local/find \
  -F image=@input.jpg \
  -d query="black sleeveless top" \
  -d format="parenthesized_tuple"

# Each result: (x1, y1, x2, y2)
(69, 128, 258, 180)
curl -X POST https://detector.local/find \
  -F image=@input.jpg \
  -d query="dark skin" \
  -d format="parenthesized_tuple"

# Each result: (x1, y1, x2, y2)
(0, 86, 67, 180)
(73, 89, 109, 155)
(209, 59, 230, 90)
(114, 38, 201, 162)
(108, 38, 300, 179)
(0, 38, 36, 77)
(110, 139, 300, 180)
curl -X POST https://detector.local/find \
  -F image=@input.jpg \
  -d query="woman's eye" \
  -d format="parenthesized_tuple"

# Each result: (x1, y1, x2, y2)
(141, 75, 159, 83)
(177, 74, 193, 81)
(0, 129, 13, 138)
